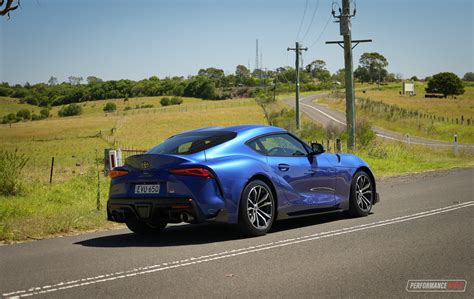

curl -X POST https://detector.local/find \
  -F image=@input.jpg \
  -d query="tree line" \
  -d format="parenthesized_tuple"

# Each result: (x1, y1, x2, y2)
(1, 52, 470, 113)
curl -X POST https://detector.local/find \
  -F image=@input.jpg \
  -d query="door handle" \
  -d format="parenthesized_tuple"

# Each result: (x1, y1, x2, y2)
(278, 164, 290, 171)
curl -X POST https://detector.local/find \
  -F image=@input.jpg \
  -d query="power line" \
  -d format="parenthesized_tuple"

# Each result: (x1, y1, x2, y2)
(295, 0, 309, 41)
(300, 0, 321, 43)
(308, 12, 332, 49)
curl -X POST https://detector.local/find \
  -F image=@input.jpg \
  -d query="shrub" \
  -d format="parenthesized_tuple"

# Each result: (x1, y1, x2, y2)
(170, 97, 183, 105)
(356, 118, 376, 148)
(426, 72, 465, 97)
(31, 114, 42, 121)
(2, 113, 18, 124)
(160, 97, 171, 106)
(123, 106, 131, 111)
(58, 103, 83, 117)
(103, 102, 117, 112)
(16, 109, 31, 120)
(0, 149, 29, 196)
(40, 108, 50, 118)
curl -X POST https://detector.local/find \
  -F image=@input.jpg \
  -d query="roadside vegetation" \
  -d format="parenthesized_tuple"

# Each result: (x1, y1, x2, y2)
(317, 81, 474, 143)
(1, 54, 473, 242)
(0, 97, 265, 242)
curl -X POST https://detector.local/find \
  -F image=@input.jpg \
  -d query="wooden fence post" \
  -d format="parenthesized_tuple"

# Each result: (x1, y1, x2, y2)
(49, 157, 55, 185)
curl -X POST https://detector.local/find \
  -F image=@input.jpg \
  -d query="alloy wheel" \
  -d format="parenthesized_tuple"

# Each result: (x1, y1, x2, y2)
(355, 174, 373, 212)
(246, 185, 273, 230)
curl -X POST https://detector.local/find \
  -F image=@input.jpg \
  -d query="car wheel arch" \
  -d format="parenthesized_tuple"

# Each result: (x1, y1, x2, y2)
(354, 166, 377, 195)
(237, 174, 279, 220)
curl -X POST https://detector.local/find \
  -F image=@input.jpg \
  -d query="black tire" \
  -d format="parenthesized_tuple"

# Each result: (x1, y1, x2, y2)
(238, 180, 276, 236)
(348, 170, 374, 217)
(125, 219, 167, 235)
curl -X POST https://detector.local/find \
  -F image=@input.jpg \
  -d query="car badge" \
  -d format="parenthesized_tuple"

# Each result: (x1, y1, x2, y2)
(142, 161, 150, 169)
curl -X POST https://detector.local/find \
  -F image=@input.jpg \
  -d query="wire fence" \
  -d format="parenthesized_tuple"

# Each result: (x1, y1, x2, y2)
(106, 99, 256, 117)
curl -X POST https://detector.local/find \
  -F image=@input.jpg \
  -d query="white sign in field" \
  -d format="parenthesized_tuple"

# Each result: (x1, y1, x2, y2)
(403, 82, 415, 95)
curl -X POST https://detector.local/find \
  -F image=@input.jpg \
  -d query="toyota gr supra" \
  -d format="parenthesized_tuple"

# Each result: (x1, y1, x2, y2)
(107, 125, 379, 236)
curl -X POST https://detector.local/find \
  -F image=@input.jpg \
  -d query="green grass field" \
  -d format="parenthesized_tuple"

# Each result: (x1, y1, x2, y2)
(0, 97, 42, 116)
(0, 97, 265, 241)
(1, 92, 473, 242)
(316, 82, 474, 143)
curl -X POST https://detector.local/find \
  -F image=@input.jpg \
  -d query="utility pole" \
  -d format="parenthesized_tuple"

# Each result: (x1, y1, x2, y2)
(326, 0, 371, 150)
(287, 42, 307, 130)
(255, 39, 259, 71)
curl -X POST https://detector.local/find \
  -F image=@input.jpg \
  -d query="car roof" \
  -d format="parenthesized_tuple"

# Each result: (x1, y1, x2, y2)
(180, 124, 286, 136)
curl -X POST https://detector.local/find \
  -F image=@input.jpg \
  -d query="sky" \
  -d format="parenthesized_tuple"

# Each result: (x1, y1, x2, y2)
(1, 0, 473, 85)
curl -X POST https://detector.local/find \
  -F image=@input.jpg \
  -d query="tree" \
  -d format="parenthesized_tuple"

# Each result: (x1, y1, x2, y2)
(305, 59, 331, 82)
(198, 67, 224, 79)
(354, 67, 370, 83)
(357, 52, 389, 83)
(184, 76, 217, 99)
(48, 76, 58, 86)
(0, 0, 19, 18)
(410, 76, 419, 81)
(103, 102, 117, 112)
(68, 76, 83, 85)
(463, 72, 474, 81)
(87, 76, 103, 84)
(332, 69, 345, 86)
(425, 72, 465, 97)
(235, 65, 251, 84)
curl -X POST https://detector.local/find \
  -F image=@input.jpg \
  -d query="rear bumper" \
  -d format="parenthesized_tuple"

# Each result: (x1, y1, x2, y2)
(107, 198, 205, 223)
(107, 197, 210, 224)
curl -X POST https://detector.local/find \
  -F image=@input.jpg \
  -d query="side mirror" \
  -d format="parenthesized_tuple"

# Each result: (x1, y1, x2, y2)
(310, 142, 325, 155)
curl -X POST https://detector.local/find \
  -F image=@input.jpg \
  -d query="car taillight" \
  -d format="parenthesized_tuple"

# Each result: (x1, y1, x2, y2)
(109, 169, 129, 178)
(169, 167, 214, 179)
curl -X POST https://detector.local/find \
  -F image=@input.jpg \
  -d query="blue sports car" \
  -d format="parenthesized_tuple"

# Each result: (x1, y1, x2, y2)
(107, 125, 379, 236)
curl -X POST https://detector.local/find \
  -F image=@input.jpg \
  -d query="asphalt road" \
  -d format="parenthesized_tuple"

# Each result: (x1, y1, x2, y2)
(283, 93, 474, 149)
(1, 168, 473, 298)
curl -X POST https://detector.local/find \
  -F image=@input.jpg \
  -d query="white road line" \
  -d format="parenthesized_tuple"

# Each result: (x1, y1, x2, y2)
(299, 101, 472, 147)
(3, 202, 473, 298)
(300, 103, 346, 125)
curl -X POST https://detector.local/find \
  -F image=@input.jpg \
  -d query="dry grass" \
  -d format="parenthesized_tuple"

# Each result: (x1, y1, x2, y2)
(355, 82, 474, 118)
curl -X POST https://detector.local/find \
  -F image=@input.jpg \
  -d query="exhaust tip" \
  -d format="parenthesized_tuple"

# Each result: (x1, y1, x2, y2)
(180, 212, 194, 223)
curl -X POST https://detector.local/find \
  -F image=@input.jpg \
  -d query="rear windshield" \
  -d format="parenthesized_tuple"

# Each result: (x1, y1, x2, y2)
(147, 131, 237, 155)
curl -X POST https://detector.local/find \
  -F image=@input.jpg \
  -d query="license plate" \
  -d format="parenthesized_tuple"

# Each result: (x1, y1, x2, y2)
(134, 184, 160, 194)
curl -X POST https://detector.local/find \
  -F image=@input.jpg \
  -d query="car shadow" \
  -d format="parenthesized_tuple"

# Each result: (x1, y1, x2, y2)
(76, 212, 352, 248)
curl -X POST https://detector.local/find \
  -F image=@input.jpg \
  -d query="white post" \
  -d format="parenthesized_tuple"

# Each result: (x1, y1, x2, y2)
(108, 150, 118, 169)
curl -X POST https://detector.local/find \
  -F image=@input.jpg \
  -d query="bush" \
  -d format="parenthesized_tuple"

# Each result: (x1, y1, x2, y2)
(0, 149, 29, 196)
(170, 97, 183, 105)
(31, 114, 42, 121)
(103, 102, 117, 112)
(16, 109, 31, 120)
(123, 106, 131, 111)
(40, 108, 50, 118)
(426, 72, 465, 97)
(160, 97, 171, 106)
(0, 86, 13, 97)
(2, 113, 18, 124)
(58, 103, 83, 117)
(356, 118, 376, 148)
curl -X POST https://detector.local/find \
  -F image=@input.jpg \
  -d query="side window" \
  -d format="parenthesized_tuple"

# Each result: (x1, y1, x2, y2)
(250, 134, 308, 157)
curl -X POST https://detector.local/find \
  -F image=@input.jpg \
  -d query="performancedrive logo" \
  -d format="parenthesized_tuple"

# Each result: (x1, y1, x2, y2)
(406, 280, 466, 292)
